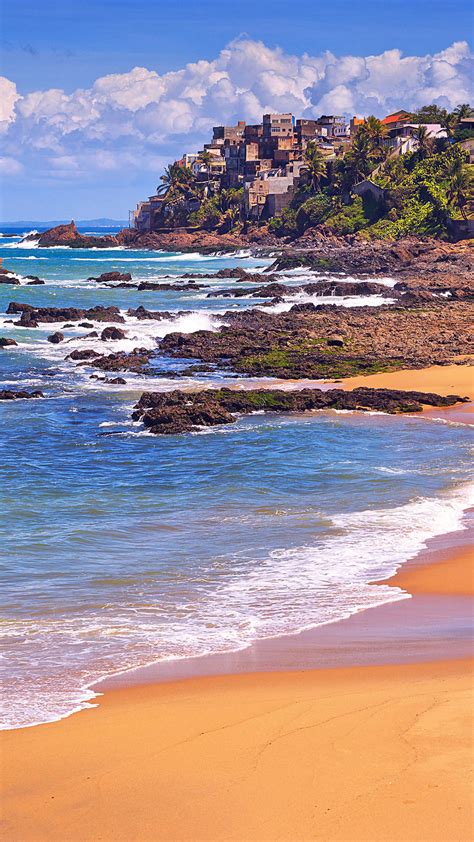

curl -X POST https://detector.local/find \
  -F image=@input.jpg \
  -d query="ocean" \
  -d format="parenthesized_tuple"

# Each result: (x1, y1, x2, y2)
(1, 230, 472, 729)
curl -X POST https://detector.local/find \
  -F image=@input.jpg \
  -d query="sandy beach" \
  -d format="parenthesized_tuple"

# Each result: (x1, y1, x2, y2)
(1, 364, 473, 842)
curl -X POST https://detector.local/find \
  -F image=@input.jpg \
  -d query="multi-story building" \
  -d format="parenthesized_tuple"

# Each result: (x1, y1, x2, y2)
(134, 111, 352, 230)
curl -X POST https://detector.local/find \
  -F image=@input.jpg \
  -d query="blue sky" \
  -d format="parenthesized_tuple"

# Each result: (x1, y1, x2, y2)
(1, 0, 472, 220)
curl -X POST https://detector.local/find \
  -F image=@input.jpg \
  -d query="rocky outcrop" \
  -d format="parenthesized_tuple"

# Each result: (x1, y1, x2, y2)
(0, 389, 44, 400)
(25, 276, 46, 285)
(159, 301, 474, 379)
(126, 305, 177, 321)
(132, 386, 469, 434)
(76, 348, 154, 373)
(6, 302, 125, 325)
(100, 326, 127, 341)
(0, 337, 18, 347)
(209, 280, 395, 299)
(136, 281, 206, 291)
(0, 269, 20, 284)
(89, 271, 132, 284)
(47, 332, 64, 344)
(31, 222, 117, 249)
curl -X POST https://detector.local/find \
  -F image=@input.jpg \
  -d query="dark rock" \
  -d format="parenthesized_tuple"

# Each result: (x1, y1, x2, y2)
(0, 272, 20, 284)
(25, 276, 46, 285)
(89, 271, 132, 284)
(126, 305, 174, 321)
(66, 349, 101, 360)
(0, 337, 18, 347)
(76, 348, 153, 373)
(47, 332, 64, 344)
(78, 322, 94, 328)
(327, 336, 345, 347)
(132, 386, 469, 435)
(107, 377, 127, 384)
(6, 302, 125, 324)
(101, 326, 127, 341)
(0, 389, 44, 400)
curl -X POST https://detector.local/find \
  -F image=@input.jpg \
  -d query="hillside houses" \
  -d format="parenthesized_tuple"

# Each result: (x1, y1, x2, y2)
(131, 107, 468, 232)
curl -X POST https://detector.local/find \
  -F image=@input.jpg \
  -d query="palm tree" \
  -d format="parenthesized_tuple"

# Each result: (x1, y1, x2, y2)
(198, 150, 213, 181)
(453, 103, 473, 120)
(304, 142, 327, 191)
(441, 113, 458, 139)
(361, 115, 388, 151)
(446, 160, 469, 219)
(346, 131, 373, 183)
(413, 126, 432, 160)
(157, 162, 193, 198)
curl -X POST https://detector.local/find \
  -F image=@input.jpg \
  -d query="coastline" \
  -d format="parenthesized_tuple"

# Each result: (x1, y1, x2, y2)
(2, 531, 472, 841)
(1, 366, 473, 841)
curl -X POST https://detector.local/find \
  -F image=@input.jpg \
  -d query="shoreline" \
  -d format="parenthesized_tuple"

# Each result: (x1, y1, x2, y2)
(2, 526, 472, 840)
(2, 365, 473, 841)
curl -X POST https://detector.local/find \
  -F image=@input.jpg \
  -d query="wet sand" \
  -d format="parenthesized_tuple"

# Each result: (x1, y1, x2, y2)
(1, 363, 473, 842)
(2, 519, 473, 841)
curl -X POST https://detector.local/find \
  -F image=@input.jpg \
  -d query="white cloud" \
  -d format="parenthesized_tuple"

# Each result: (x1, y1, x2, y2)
(0, 156, 24, 175)
(2, 38, 473, 185)
(0, 77, 20, 132)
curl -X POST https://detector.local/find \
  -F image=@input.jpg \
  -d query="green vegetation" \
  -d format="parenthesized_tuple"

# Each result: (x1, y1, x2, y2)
(270, 105, 473, 240)
(156, 103, 472, 239)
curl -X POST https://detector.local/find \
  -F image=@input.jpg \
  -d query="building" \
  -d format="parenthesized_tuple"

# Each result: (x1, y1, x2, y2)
(262, 113, 295, 137)
(212, 121, 246, 144)
(384, 123, 447, 154)
(315, 115, 348, 137)
(381, 110, 413, 129)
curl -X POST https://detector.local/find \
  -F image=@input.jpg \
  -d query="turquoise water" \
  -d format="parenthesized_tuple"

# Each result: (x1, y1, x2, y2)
(1, 232, 472, 729)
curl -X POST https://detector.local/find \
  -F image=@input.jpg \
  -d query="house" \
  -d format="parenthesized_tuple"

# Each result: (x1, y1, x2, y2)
(315, 115, 348, 137)
(459, 117, 474, 132)
(134, 195, 167, 232)
(262, 113, 295, 137)
(350, 116, 365, 134)
(352, 180, 386, 203)
(385, 123, 447, 154)
(381, 110, 412, 129)
(212, 121, 246, 144)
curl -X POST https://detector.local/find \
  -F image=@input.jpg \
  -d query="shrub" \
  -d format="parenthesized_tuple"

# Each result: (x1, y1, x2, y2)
(295, 194, 333, 232)
(268, 207, 298, 237)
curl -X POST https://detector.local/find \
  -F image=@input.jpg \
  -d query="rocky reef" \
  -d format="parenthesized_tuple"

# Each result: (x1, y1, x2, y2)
(158, 300, 474, 379)
(132, 386, 469, 435)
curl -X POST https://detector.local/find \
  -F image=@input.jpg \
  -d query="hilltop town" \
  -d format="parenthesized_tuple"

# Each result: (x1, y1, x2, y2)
(131, 105, 474, 243)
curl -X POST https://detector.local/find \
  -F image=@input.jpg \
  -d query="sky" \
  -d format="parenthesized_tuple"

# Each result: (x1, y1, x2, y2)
(1, 0, 473, 220)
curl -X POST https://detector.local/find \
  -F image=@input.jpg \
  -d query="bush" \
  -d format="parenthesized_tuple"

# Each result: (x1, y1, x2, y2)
(268, 207, 298, 237)
(324, 196, 368, 234)
(295, 194, 333, 232)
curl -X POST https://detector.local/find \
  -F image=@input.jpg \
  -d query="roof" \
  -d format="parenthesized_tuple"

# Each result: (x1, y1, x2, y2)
(381, 110, 412, 125)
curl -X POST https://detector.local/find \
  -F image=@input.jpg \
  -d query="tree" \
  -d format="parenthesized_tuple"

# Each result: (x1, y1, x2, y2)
(342, 130, 373, 187)
(441, 112, 458, 139)
(197, 150, 213, 183)
(412, 104, 448, 124)
(304, 142, 327, 191)
(413, 126, 432, 160)
(446, 159, 469, 219)
(157, 162, 194, 198)
(361, 115, 387, 151)
(453, 103, 473, 120)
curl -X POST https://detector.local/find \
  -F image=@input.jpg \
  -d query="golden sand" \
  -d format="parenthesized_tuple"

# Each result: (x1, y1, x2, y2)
(387, 544, 474, 596)
(339, 362, 473, 399)
(1, 364, 473, 842)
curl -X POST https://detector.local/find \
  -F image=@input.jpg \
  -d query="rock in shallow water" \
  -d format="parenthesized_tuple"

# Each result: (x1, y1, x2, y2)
(47, 332, 64, 344)
(0, 389, 44, 400)
(132, 387, 469, 435)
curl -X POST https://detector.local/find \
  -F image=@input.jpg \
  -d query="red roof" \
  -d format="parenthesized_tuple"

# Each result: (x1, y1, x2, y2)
(381, 110, 412, 125)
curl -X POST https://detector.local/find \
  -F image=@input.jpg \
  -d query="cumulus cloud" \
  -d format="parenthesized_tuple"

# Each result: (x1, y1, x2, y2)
(2, 38, 472, 188)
